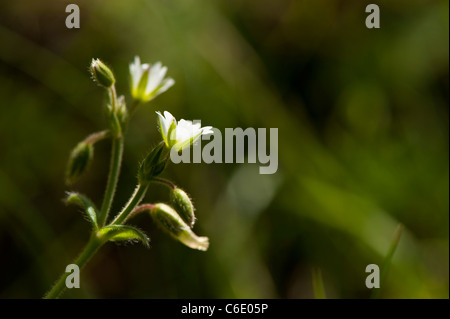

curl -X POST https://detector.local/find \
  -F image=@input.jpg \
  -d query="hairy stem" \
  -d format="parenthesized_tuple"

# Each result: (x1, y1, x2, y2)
(126, 203, 156, 222)
(84, 130, 110, 145)
(152, 177, 176, 189)
(98, 136, 124, 226)
(112, 183, 149, 225)
(98, 84, 124, 226)
(44, 235, 104, 299)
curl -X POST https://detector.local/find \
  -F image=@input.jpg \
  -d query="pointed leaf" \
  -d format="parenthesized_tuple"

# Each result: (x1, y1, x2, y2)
(65, 192, 98, 230)
(99, 225, 150, 247)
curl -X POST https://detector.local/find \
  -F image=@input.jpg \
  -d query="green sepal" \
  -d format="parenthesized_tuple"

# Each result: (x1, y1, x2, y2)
(135, 67, 150, 101)
(170, 188, 196, 228)
(65, 142, 93, 185)
(166, 120, 177, 148)
(150, 203, 209, 251)
(90, 58, 115, 88)
(172, 131, 202, 152)
(138, 143, 168, 184)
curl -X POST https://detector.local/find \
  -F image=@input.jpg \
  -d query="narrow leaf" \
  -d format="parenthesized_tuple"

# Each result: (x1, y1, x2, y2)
(65, 192, 98, 230)
(99, 225, 150, 248)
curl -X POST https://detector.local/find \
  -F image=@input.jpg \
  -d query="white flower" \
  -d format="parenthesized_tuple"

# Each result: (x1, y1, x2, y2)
(156, 111, 213, 151)
(130, 56, 175, 102)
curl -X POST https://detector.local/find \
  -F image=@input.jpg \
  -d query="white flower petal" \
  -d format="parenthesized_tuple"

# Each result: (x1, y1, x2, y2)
(129, 56, 143, 90)
(157, 78, 175, 95)
(146, 62, 164, 94)
(156, 111, 170, 137)
(163, 111, 175, 124)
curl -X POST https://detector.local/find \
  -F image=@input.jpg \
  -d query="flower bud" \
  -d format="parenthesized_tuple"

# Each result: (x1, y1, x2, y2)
(170, 188, 196, 228)
(150, 203, 209, 251)
(116, 95, 128, 124)
(138, 143, 167, 184)
(66, 142, 93, 185)
(90, 58, 115, 88)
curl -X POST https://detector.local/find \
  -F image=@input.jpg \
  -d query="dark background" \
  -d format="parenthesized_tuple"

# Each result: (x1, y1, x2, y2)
(0, 0, 448, 298)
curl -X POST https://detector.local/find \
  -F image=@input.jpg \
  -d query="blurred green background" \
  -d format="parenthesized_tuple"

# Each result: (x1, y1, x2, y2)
(0, 0, 448, 298)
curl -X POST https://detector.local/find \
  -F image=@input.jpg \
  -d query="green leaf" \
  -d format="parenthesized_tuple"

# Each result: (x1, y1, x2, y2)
(98, 225, 150, 247)
(65, 192, 98, 230)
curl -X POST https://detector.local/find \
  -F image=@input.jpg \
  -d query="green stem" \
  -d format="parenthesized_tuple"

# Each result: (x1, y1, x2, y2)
(112, 184, 149, 225)
(109, 86, 117, 112)
(98, 136, 124, 226)
(152, 177, 176, 189)
(84, 130, 110, 145)
(127, 203, 156, 221)
(97, 84, 124, 226)
(44, 235, 104, 299)
(128, 100, 140, 116)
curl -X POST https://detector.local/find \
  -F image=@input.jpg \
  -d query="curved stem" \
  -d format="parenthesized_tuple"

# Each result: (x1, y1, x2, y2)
(98, 136, 124, 226)
(84, 130, 110, 145)
(112, 183, 149, 225)
(126, 204, 156, 222)
(44, 235, 104, 299)
(152, 177, 176, 189)
(109, 86, 117, 112)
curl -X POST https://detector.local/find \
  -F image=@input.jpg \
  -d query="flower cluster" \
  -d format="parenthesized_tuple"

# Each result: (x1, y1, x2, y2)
(50, 56, 212, 298)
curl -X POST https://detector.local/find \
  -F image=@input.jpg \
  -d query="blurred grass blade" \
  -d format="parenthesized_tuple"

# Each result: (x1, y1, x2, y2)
(65, 192, 99, 230)
(312, 268, 326, 299)
(99, 225, 150, 248)
(371, 224, 404, 299)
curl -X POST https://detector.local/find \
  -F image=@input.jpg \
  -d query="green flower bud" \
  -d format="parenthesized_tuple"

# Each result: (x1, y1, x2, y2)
(116, 95, 128, 124)
(138, 143, 167, 184)
(170, 188, 196, 228)
(90, 58, 115, 88)
(150, 203, 209, 251)
(66, 142, 93, 185)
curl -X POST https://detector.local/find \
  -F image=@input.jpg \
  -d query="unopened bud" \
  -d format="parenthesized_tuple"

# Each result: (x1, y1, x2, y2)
(170, 188, 196, 228)
(66, 142, 93, 185)
(90, 58, 115, 88)
(138, 143, 167, 184)
(116, 95, 128, 124)
(150, 203, 209, 251)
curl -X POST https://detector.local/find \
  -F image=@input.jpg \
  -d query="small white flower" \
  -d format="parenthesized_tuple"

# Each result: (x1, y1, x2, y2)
(156, 111, 213, 151)
(130, 56, 175, 102)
